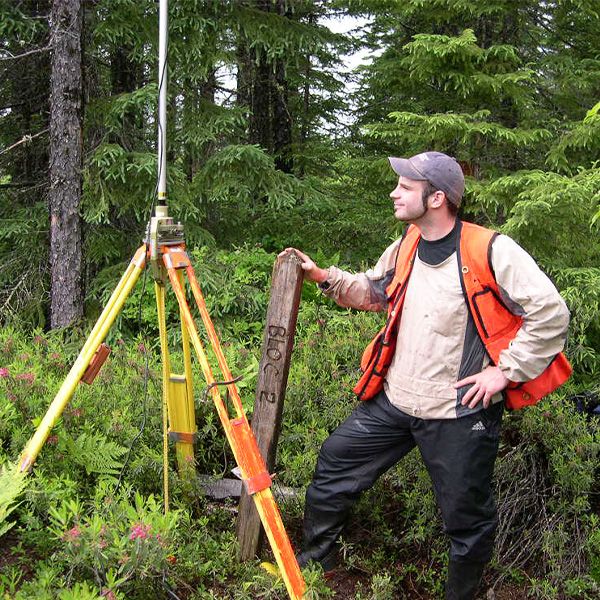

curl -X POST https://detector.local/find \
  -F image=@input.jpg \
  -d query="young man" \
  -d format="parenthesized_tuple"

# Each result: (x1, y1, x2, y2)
(281, 151, 571, 599)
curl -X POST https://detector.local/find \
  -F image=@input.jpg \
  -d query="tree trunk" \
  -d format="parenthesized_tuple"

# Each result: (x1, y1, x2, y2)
(272, 0, 292, 173)
(244, 0, 293, 172)
(49, 0, 83, 329)
(250, 52, 272, 149)
(5, 1, 51, 187)
(273, 57, 292, 173)
(236, 37, 252, 112)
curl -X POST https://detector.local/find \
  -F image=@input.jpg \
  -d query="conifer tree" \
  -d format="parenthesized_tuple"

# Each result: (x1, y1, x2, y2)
(48, 0, 84, 328)
(1, 0, 353, 323)
(0, 0, 51, 324)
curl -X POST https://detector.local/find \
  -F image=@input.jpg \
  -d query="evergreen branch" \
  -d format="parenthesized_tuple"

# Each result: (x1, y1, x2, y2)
(0, 271, 28, 316)
(0, 45, 51, 61)
(0, 129, 49, 157)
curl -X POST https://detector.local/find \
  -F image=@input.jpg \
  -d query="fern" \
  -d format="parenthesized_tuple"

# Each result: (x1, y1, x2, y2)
(0, 463, 27, 538)
(57, 582, 103, 600)
(66, 432, 128, 477)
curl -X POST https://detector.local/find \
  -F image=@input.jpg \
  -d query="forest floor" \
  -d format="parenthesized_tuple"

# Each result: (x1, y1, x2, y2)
(0, 529, 539, 599)
(324, 566, 528, 599)
(0, 497, 535, 599)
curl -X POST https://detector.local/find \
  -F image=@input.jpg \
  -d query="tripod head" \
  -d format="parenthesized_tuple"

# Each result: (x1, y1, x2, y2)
(146, 206, 184, 282)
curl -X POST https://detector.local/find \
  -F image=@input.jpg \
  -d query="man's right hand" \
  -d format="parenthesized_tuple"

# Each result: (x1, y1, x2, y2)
(279, 248, 329, 284)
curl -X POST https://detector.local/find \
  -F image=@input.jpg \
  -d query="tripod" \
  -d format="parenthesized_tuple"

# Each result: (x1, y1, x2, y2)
(19, 0, 305, 595)
(17, 204, 306, 600)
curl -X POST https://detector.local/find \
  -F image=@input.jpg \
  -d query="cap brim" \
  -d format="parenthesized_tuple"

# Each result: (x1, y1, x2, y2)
(388, 157, 427, 180)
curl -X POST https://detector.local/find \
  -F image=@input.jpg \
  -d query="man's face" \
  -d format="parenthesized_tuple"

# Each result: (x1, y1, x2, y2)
(390, 177, 429, 222)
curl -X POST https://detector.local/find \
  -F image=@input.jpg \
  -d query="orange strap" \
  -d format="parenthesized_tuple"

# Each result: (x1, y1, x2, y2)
(168, 431, 197, 444)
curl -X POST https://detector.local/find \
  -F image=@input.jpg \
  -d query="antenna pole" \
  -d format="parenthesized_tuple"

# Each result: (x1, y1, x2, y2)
(157, 0, 168, 205)
(149, 0, 181, 280)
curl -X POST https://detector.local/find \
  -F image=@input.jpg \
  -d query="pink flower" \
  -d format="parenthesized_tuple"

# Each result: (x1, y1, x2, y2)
(33, 335, 47, 346)
(69, 526, 81, 538)
(97, 525, 108, 548)
(0, 368, 9, 378)
(129, 523, 151, 540)
(16, 372, 35, 385)
(47, 435, 59, 446)
(101, 590, 117, 600)
(138, 343, 146, 354)
(63, 526, 82, 543)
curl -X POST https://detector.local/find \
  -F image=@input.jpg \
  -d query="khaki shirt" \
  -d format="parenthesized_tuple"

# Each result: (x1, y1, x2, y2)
(322, 231, 570, 419)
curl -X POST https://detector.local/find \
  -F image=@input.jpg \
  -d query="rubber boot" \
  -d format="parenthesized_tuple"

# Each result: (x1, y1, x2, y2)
(296, 505, 346, 571)
(445, 560, 486, 600)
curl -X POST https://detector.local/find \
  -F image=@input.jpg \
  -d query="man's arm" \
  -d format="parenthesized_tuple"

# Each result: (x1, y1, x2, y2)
(456, 235, 570, 408)
(490, 235, 570, 380)
(279, 240, 402, 313)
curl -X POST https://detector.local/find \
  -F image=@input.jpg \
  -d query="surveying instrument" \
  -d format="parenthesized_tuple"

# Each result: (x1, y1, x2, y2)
(17, 1, 306, 598)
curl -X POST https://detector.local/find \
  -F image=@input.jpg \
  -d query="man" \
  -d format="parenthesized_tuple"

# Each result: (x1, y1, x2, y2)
(281, 151, 571, 599)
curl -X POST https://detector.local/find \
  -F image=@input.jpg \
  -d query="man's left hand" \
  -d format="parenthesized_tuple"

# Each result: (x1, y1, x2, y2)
(455, 366, 510, 409)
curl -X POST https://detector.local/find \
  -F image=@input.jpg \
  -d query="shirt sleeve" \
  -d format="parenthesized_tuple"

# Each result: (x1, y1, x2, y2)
(320, 238, 402, 312)
(491, 235, 570, 382)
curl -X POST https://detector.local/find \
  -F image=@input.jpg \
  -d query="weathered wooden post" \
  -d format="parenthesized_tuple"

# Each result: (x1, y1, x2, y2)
(236, 251, 303, 560)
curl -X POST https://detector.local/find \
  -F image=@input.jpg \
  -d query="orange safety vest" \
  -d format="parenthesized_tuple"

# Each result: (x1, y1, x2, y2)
(353, 221, 572, 410)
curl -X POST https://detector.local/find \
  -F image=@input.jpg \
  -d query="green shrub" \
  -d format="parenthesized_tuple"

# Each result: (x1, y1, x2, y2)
(1, 288, 598, 598)
(46, 491, 178, 598)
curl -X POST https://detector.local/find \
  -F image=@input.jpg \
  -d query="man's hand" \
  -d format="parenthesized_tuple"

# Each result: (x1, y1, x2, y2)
(454, 366, 509, 409)
(279, 248, 329, 284)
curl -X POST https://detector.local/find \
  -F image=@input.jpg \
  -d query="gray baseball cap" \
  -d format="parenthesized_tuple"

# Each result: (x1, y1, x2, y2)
(388, 151, 465, 206)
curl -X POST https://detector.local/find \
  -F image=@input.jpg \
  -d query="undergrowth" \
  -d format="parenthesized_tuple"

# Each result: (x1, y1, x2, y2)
(0, 299, 598, 598)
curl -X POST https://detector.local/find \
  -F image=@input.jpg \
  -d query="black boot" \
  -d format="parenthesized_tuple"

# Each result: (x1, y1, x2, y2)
(296, 547, 338, 572)
(296, 504, 346, 571)
(445, 560, 486, 600)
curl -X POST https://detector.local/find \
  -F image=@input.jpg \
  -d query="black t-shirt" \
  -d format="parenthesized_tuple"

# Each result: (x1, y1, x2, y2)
(417, 220, 460, 265)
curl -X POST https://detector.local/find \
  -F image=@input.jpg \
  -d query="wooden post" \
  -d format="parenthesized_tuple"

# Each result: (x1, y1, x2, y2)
(236, 252, 303, 560)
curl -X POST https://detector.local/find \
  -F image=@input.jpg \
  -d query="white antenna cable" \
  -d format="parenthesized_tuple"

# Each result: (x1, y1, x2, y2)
(157, 0, 168, 203)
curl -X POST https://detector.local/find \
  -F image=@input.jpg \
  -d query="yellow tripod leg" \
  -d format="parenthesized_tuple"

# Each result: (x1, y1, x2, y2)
(155, 273, 197, 481)
(18, 247, 147, 473)
(163, 249, 305, 600)
(177, 268, 197, 478)
(155, 280, 172, 512)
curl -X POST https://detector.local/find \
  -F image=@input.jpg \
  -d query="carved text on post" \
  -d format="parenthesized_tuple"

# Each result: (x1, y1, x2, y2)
(259, 325, 287, 403)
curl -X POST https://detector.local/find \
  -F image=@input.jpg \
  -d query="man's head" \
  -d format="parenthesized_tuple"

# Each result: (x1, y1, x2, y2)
(388, 151, 465, 220)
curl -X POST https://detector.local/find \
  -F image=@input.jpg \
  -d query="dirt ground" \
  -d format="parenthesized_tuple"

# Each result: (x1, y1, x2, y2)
(325, 564, 530, 599)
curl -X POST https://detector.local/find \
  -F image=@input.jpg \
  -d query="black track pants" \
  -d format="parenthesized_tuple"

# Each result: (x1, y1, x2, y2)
(301, 391, 503, 566)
